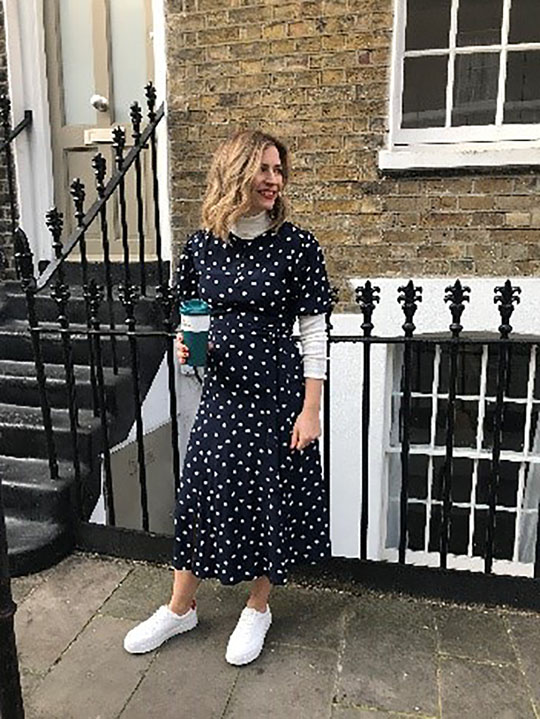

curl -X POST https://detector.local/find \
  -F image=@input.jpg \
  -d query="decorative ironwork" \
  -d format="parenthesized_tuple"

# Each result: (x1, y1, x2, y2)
(444, 279, 470, 338)
(112, 125, 126, 170)
(356, 281, 380, 337)
(92, 153, 107, 195)
(398, 280, 422, 338)
(70, 178, 86, 228)
(130, 101, 143, 144)
(145, 81, 157, 122)
(13, 228, 36, 292)
(45, 208, 64, 262)
(118, 282, 139, 327)
(494, 280, 521, 339)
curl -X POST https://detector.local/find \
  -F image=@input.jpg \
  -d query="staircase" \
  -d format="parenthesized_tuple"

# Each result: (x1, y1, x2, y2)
(0, 264, 168, 576)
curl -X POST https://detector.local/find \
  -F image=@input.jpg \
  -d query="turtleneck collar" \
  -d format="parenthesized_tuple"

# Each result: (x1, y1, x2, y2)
(230, 210, 272, 240)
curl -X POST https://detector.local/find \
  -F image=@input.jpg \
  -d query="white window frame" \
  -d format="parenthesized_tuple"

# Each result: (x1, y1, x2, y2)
(380, 0, 540, 170)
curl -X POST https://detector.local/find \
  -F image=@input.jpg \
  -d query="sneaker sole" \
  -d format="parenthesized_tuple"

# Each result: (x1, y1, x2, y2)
(124, 614, 198, 654)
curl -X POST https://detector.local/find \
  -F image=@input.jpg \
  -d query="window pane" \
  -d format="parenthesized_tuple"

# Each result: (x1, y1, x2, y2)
(504, 51, 540, 124)
(432, 456, 473, 503)
(483, 402, 526, 451)
(436, 399, 478, 448)
(402, 55, 448, 128)
(452, 52, 499, 126)
(411, 345, 435, 394)
(439, 345, 482, 396)
(457, 0, 504, 46)
(509, 0, 540, 44)
(476, 460, 519, 507)
(59, 0, 95, 125)
(406, 0, 451, 51)
(109, 0, 149, 123)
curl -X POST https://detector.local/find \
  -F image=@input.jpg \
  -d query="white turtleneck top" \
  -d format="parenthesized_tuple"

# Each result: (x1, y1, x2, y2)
(230, 211, 328, 380)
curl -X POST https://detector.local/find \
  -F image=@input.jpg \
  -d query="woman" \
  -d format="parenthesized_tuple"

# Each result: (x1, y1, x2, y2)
(124, 129, 333, 666)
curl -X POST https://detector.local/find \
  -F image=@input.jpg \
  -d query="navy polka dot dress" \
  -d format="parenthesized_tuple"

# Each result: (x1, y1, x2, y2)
(173, 221, 333, 585)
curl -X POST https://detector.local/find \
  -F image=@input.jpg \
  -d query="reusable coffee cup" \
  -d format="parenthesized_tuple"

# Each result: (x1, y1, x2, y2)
(179, 298, 211, 367)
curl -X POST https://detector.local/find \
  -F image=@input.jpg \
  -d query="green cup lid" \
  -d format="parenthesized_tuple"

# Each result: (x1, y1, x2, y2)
(180, 298, 210, 315)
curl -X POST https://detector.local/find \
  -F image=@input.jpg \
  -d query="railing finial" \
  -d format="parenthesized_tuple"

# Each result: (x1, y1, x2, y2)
(494, 279, 521, 339)
(14, 227, 35, 290)
(45, 208, 64, 260)
(444, 279, 470, 338)
(145, 82, 157, 122)
(355, 280, 380, 337)
(92, 153, 107, 196)
(112, 126, 126, 170)
(70, 178, 86, 228)
(130, 101, 143, 144)
(398, 280, 422, 338)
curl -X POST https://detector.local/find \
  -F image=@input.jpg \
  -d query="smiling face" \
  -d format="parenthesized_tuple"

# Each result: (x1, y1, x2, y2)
(248, 144, 284, 215)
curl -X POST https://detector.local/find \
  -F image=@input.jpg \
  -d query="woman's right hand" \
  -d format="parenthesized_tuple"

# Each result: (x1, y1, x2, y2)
(176, 331, 190, 365)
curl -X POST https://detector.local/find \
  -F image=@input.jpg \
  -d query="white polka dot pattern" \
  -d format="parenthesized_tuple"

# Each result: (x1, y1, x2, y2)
(173, 222, 333, 585)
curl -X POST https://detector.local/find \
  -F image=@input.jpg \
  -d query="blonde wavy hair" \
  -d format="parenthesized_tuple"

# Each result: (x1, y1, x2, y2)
(201, 129, 290, 242)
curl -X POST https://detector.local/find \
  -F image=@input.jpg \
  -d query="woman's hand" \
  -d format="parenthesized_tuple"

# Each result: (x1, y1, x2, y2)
(290, 407, 321, 451)
(176, 331, 190, 364)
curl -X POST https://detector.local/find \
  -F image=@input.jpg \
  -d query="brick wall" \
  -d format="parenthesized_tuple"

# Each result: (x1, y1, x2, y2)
(166, 0, 540, 312)
(0, 3, 15, 280)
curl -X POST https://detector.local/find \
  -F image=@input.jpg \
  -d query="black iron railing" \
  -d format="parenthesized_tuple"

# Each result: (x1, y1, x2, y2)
(0, 94, 32, 273)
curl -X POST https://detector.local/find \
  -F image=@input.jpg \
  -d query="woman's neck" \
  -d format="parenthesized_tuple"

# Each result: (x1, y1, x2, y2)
(231, 210, 271, 240)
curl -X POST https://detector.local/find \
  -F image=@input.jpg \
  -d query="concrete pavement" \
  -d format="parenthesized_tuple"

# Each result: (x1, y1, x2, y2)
(10, 552, 540, 719)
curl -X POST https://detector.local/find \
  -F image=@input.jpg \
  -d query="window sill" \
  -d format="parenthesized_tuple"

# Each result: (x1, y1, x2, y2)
(378, 142, 540, 172)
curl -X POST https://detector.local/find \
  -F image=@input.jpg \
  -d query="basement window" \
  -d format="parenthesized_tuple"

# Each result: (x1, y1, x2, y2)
(383, 341, 540, 576)
(379, 0, 540, 170)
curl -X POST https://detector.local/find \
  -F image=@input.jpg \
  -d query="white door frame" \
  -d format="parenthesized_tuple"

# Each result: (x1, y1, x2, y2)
(2, 0, 171, 265)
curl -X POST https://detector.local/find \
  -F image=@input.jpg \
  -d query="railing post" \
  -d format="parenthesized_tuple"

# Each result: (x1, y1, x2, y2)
(84, 281, 116, 526)
(130, 102, 147, 295)
(440, 280, 470, 569)
(156, 282, 181, 495)
(322, 285, 339, 508)
(14, 229, 59, 481)
(397, 280, 422, 564)
(145, 82, 164, 286)
(485, 280, 521, 574)
(0, 477, 25, 718)
(118, 282, 149, 531)
(355, 281, 380, 560)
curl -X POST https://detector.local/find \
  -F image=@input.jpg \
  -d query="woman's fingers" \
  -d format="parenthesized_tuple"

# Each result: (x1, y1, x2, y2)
(176, 334, 189, 364)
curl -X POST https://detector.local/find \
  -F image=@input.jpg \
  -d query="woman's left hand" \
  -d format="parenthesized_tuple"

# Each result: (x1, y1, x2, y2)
(290, 407, 321, 451)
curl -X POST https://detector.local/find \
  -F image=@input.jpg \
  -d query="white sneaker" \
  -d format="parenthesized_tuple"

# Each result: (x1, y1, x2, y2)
(225, 605, 272, 666)
(123, 601, 198, 654)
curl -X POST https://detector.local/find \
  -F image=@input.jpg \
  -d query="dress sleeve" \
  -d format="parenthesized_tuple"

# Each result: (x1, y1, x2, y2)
(175, 234, 200, 302)
(292, 233, 333, 317)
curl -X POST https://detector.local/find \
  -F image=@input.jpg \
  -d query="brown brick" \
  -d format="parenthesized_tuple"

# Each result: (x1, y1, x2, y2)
(262, 22, 287, 39)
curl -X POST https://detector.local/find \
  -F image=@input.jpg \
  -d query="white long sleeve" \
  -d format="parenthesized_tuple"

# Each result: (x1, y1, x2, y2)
(299, 314, 327, 380)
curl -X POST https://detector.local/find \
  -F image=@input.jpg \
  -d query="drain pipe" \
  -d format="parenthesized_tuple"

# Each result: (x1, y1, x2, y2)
(0, 475, 25, 718)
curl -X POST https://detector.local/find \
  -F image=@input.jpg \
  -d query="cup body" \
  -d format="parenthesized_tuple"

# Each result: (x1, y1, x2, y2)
(180, 312, 210, 367)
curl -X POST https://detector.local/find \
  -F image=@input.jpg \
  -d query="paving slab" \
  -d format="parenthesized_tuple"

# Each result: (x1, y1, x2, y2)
(439, 655, 536, 719)
(267, 585, 352, 652)
(223, 643, 338, 719)
(11, 571, 47, 605)
(331, 707, 415, 718)
(14, 553, 130, 673)
(435, 605, 515, 664)
(335, 595, 439, 716)
(24, 615, 153, 719)
(99, 563, 174, 621)
(119, 630, 239, 718)
(506, 613, 540, 710)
